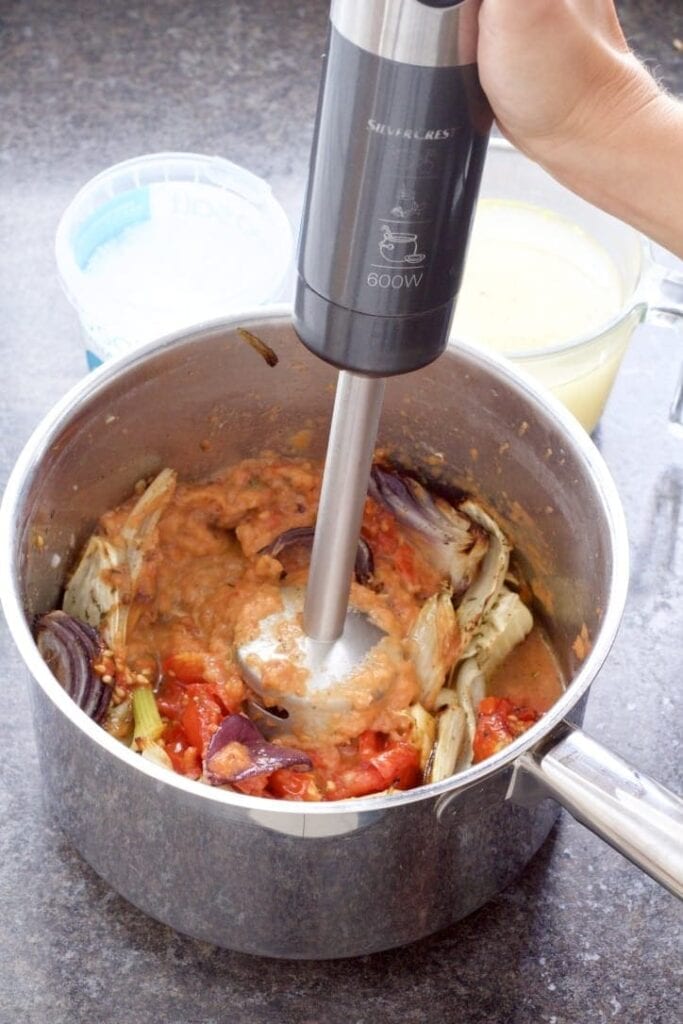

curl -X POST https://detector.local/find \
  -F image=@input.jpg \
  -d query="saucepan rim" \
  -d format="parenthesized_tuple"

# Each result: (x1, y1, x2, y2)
(0, 305, 630, 815)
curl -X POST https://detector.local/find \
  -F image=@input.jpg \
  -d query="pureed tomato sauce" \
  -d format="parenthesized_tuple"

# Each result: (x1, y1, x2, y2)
(51, 454, 564, 801)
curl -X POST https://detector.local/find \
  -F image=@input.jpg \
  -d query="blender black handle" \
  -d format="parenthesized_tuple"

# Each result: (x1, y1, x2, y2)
(294, 0, 492, 377)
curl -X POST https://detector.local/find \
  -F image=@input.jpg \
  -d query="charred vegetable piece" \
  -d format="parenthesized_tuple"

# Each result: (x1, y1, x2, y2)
(35, 610, 111, 722)
(261, 527, 374, 585)
(63, 468, 177, 649)
(368, 466, 489, 596)
(454, 587, 533, 740)
(456, 500, 510, 645)
(62, 535, 123, 639)
(463, 586, 533, 677)
(428, 587, 533, 776)
(408, 591, 461, 710)
(404, 703, 436, 771)
(453, 658, 487, 755)
(428, 692, 469, 784)
(205, 714, 312, 784)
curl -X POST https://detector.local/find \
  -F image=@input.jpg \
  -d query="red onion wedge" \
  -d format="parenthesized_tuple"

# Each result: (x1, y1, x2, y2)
(35, 610, 111, 722)
(367, 465, 489, 594)
(368, 465, 463, 542)
(261, 526, 374, 585)
(205, 714, 312, 784)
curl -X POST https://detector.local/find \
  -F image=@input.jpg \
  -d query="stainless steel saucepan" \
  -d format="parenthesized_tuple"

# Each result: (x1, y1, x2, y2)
(1, 309, 681, 959)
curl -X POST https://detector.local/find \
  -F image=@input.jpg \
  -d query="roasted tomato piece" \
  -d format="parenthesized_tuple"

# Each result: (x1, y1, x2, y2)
(269, 768, 322, 801)
(327, 736, 421, 800)
(362, 502, 416, 577)
(473, 696, 540, 764)
(162, 651, 210, 684)
(156, 677, 189, 719)
(327, 764, 386, 801)
(371, 741, 421, 790)
(180, 688, 224, 757)
(162, 722, 201, 778)
(161, 652, 243, 713)
(357, 729, 382, 759)
(234, 774, 271, 797)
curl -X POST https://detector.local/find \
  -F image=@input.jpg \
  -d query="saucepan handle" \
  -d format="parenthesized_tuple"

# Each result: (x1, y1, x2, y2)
(511, 725, 683, 898)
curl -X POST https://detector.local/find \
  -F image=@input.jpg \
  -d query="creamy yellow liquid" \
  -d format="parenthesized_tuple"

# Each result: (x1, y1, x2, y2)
(454, 200, 624, 352)
(451, 200, 631, 432)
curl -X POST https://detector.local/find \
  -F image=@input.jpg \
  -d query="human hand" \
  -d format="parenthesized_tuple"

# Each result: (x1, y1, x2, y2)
(478, 0, 660, 167)
(477, 0, 683, 257)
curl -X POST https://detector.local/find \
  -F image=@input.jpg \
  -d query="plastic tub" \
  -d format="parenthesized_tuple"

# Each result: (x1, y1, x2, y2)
(55, 152, 294, 368)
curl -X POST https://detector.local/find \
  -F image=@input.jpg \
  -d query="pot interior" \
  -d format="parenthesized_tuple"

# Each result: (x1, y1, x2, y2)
(14, 313, 620, 695)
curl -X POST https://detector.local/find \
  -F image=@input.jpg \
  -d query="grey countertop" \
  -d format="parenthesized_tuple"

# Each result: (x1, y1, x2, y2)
(1, 1, 682, 1021)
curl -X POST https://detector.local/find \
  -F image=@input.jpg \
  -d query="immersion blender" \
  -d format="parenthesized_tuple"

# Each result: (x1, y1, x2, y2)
(238, 0, 492, 737)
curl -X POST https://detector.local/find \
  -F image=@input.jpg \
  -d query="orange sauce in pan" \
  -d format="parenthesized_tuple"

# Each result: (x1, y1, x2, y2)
(81, 455, 566, 797)
(489, 625, 564, 712)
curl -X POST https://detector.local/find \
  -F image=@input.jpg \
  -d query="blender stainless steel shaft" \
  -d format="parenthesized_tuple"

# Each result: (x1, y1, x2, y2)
(303, 372, 385, 641)
(238, 0, 491, 736)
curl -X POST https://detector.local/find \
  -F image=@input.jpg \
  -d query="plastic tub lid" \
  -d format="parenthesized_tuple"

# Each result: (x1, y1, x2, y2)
(55, 152, 294, 363)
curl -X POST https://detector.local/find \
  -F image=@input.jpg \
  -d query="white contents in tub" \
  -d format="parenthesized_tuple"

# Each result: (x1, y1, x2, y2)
(80, 181, 285, 353)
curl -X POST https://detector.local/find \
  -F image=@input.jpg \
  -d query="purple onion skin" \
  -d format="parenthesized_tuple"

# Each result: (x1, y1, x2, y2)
(368, 466, 442, 536)
(35, 610, 111, 723)
(354, 536, 374, 585)
(261, 527, 374, 585)
(205, 714, 312, 784)
(261, 526, 315, 561)
(368, 465, 467, 543)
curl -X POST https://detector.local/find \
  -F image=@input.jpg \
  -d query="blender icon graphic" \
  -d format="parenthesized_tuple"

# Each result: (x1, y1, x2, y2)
(379, 223, 426, 266)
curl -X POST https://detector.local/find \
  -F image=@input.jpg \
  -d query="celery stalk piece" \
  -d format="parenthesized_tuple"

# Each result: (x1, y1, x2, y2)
(132, 686, 164, 743)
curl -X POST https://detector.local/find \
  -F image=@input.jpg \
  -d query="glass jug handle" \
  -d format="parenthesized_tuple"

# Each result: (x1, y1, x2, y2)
(642, 245, 683, 429)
